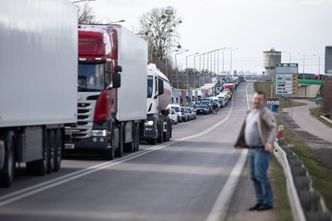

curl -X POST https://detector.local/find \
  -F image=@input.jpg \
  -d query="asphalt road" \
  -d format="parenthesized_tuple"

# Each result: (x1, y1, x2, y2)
(284, 100, 332, 144)
(0, 83, 252, 221)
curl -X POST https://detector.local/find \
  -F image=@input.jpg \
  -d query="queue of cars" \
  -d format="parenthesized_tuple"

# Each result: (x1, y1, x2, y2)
(168, 104, 197, 124)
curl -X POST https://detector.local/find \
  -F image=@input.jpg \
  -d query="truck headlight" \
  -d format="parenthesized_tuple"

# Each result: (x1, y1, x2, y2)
(92, 130, 107, 137)
(145, 120, 154, 126)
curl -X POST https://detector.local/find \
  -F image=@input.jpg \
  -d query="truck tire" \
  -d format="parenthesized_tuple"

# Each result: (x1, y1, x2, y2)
(115, 125, 123, 158)
(157, 122, 163, 143)
(101, 147, 115, 161)
(0, 133, 15, 188)
(53, 129, 62, 172)
(46, 130, 55, 174)
(124, 131, 135, 153)
(147, 138, 157, 145)
(134, 124, 140, 151)
(27, 129, 48, 176)
(163, 122, 171, 142)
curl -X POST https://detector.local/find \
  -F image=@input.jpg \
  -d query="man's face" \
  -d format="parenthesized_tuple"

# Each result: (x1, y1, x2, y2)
(252, 93, 265, 109)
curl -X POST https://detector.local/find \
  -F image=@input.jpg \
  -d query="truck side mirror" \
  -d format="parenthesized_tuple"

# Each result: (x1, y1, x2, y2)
(113, 73, 121, 88)
(158, 78, 164, 95)
(111, 65, 122, 89)
(114, 65, 122, 73)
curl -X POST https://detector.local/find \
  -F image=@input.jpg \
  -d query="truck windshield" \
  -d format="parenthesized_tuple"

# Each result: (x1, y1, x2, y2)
(78, 63, 105, 92)
(147, 77, 153, 98)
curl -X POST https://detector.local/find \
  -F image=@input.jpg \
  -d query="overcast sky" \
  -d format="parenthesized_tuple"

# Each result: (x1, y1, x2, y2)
(86, 0, 332, 74)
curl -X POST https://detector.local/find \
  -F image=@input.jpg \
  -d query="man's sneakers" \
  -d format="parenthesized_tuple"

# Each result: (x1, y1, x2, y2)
(248, 203, 262, 211)
(257, 204, 273, 211)
(248, 203, 273, 211)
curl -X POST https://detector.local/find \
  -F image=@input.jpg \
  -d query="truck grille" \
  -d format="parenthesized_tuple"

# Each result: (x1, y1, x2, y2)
(66, 96, 97, 139)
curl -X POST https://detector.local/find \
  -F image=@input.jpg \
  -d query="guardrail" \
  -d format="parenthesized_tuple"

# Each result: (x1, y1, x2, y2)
(273, 140, 331, 221)
(320, 115, 332, 125)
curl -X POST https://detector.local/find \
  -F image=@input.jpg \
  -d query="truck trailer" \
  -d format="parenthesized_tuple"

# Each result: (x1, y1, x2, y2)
(0, 0, 78, 187)
(141, 64, 172, 144)
(65, 24, 148, 160)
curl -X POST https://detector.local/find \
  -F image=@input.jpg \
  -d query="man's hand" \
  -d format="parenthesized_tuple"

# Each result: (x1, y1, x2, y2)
(265, 143, 273, 152)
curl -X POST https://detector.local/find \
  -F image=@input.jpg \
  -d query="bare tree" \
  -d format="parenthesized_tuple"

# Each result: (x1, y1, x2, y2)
(138, 7, 182, 62)
(78, 3, 97, 24)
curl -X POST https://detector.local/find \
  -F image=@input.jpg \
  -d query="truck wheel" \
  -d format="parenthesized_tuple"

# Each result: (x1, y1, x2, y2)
(116, 125, 123, 158)
(134, 124, 140, 151)
(124, 126, 135, 153)
(0, 134, 15, 188)
(101, 147, 115, 160)
(46, 130, 55, 174)
(147, 138, 157, 145)
(163, 122, 171, 142)
(27, 129, 48, 176)
(53, 129, 62, 172)
(157, 122, 163, 143)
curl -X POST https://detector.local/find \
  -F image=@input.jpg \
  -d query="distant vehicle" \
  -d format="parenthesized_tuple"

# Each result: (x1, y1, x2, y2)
(169, 104, 183, 122)
(185, 107, 196, 120)
(190, 107, 197, 119)
(196, 103, 211, 115)
(181, 107, 190, 121)
(142, 64, 173, 144)
(169, 109, 178, 124)
(211, 97, 221, 108)
(238, 76, 246, 82)
(223, 83, 235, 92)
(222, 89, 233, 99)
(217, 94, 228, 107)
(0, 1, 78, 187)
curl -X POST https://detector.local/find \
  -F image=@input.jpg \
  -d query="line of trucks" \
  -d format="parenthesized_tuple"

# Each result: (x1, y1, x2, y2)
(0, 0, 173, 187)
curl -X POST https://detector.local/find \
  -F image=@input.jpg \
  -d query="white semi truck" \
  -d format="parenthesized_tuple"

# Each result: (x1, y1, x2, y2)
(65, 24, 148, 159)
(0, 0, 78, 187)
(141, 64, 172, 144)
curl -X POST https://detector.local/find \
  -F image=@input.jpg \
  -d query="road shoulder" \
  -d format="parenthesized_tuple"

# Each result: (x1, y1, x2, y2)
(225, 159, 287, 221)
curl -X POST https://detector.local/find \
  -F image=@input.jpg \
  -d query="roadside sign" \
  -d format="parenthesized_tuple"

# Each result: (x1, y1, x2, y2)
(275, 63, 298, 95)
(276, 63, 298, 74)
(266, 97, 280, 105)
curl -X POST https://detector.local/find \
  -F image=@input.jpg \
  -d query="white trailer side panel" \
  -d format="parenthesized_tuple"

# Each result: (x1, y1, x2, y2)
(116, 26, 148, 121)
(0, 0, 78, 128)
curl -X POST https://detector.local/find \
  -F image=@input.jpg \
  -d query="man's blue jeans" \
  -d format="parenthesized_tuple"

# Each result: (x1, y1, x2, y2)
(248, 148, 273, 207)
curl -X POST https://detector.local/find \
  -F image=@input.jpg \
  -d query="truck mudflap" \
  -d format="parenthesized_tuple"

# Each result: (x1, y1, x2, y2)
(0, 140, 4, 170)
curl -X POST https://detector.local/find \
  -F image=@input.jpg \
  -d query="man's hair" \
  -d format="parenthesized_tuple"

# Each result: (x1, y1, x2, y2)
(255, 91, 266, 98)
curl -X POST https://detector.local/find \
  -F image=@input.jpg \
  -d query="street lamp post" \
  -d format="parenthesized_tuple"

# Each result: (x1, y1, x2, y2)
(283, 51, 292, 63)
(186, 52, 199, 92)
(194, 54, 201, 88)
(313, 54, 321, 74)
(166, 49, 179, 83)
(230, 48, 239, 76)
(175, 49, 189, 88)
(298, 53, 306, 73)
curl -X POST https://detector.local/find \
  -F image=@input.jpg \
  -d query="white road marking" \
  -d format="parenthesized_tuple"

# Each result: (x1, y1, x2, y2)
(205, 83, 252, 221)
(0, 87, 237, 207)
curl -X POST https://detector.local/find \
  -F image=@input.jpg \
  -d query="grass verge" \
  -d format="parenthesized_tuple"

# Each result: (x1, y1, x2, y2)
(270, 157, 293, 221)
(282, 126, 332, 211)
(254, 82, 306, 109)
(309, 107, 332, 129)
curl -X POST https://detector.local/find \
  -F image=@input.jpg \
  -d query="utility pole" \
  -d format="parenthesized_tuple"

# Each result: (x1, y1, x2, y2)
(230, 48, 239, 76)
(175, 49, 189, 88)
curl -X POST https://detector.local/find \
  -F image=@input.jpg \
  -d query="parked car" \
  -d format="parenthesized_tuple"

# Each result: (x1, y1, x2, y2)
(169, 109, 178, 124)
(190, 107, 197, 119)
(217, 94, 227, 107)
(169, 104, 183, 122)
(185, 107, 196, 120)
(196, 103, 211, 115)
(181, 107, 189, 121)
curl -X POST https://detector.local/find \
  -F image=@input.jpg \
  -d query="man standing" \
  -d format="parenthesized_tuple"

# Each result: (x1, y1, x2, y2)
(235, 91, 277, 211)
